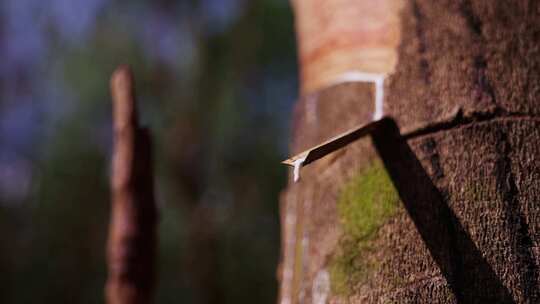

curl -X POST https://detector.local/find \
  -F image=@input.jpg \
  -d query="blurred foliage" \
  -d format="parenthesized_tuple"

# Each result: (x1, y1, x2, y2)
(0, 0, 297, 303)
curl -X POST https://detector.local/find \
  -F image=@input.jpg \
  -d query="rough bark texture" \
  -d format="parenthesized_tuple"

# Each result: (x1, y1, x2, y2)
(279, 1, 540, 303)
(106, 66, 157, 304)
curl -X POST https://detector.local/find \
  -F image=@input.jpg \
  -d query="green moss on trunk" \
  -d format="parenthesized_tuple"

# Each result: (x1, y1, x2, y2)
(330, 160, 399, 295)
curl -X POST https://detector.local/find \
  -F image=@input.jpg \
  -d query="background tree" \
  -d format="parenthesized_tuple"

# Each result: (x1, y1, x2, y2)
(0, 1, 296, 303)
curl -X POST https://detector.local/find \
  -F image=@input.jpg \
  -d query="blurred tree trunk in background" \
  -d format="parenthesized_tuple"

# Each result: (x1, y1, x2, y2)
(0, 1, 296, 303)
(107, 66, 157, 304)
(279, 0, 540, 303)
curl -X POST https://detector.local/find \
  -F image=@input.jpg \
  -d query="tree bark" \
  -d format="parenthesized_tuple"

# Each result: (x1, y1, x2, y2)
(106, 66, 157, 304)
(279, 1, 540, 303)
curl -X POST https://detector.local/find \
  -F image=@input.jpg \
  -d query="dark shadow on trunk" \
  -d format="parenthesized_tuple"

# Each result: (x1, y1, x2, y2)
(371, 118, 514, 304)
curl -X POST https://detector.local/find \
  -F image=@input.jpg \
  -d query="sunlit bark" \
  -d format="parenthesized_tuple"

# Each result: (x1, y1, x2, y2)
(106, 66, 157, 304)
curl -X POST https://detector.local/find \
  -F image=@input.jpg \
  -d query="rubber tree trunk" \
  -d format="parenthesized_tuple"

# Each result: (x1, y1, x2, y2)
(106, 66, 157, 304)
(279, 1, 540, 303)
